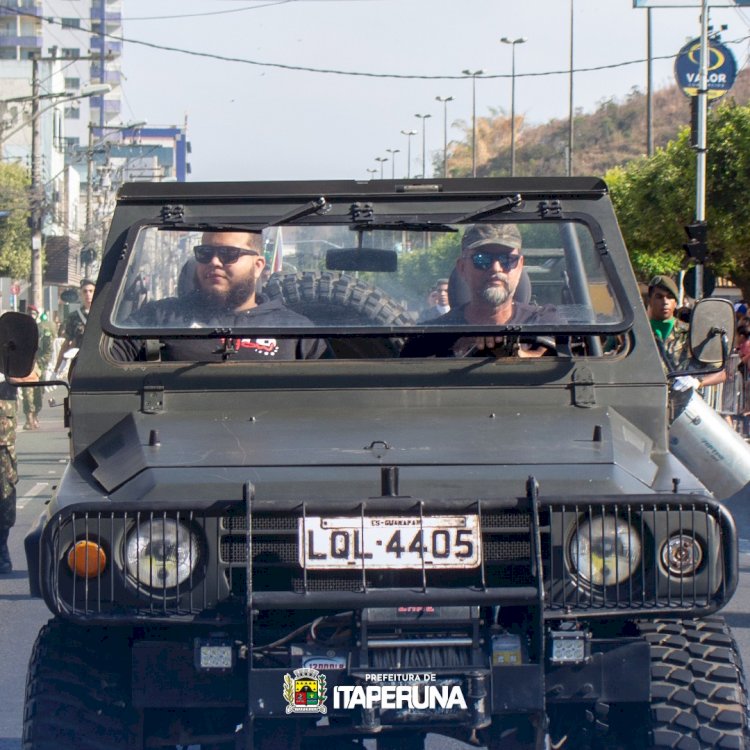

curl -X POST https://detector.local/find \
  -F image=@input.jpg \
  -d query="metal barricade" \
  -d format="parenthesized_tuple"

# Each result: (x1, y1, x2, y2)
(702, 352, 749, 438)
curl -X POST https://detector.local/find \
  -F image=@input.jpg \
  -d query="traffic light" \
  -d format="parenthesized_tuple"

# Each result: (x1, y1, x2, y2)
(683, 221, 709, 263)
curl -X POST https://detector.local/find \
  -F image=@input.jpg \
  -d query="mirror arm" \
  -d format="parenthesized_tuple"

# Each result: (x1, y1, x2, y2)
(719, 329, 730, 363)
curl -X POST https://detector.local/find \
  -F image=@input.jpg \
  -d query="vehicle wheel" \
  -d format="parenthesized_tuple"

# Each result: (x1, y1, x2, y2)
(640, 617, 749, 750)
(264, 271, 412, 357)
(23, 618, 137, 750)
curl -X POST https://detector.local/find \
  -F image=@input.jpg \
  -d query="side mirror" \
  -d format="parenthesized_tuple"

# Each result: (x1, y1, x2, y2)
(689, 297, 735, 366)
(0, 312, 39, 378)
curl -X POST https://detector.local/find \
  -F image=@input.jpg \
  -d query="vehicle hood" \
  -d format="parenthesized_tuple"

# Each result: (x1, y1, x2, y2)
(83, 405, 666, 496)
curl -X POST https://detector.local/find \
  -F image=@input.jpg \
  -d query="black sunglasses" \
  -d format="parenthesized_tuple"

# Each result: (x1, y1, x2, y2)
(193, 245, 260, 265)
(469, 250, 521, 272)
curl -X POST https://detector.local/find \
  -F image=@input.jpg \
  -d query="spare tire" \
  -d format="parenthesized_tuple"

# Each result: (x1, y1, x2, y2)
(264, 271, 413, 358)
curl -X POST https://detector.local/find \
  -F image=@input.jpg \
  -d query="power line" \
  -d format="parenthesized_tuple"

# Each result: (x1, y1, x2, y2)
(3, 5, 749, 83)
(123, 1, 293, 21)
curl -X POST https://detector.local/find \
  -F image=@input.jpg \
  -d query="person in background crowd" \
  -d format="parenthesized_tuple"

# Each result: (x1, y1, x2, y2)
(20, 305, 53, 430)
(0, 375, 17, 573)
(0, 365, 38, 574)
(646, 275, 725, 391)
(417, 278, 451, 322)
(55, 278, 95, 375)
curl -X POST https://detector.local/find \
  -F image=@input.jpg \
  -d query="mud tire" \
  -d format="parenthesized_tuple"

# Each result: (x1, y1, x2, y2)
(638, 617, 749, 750)
(22, 618, 137, 750)
(264, 271, 413, 357)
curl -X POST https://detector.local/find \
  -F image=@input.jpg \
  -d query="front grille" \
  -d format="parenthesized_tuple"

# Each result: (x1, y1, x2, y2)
(43, 495, 734, 621)
(543, 501, 728, 614)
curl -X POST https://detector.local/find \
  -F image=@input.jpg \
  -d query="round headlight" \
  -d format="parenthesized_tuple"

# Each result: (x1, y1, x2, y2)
(569, 516, 641, 587)
(661, 534, 703, 576)
(125, 518, 200, 589)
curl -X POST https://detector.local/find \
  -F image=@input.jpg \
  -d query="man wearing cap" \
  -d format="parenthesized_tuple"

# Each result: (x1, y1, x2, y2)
(402, 224, 557, 357)
(647, 275, 725, 390)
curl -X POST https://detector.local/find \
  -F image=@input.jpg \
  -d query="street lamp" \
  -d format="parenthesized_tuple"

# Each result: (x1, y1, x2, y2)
(374, 156, 388, 179)
(366, 167, 378, 179)
(414, 113, 432, 178)
(500, 37, 527, 177)
(385, 148, 400, 179)
(462, 69, 484, 177)
(435, 95, 454, 178)
(400, 129, 417, 178)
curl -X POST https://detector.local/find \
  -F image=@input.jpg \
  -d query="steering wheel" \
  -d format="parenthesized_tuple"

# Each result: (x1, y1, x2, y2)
(463, 335, 558, 358)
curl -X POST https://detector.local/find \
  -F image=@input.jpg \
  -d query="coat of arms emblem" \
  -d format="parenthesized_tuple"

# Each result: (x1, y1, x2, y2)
(283, 667, 328, 714)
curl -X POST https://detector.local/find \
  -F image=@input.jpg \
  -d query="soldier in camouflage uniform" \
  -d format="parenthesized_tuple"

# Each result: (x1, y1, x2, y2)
(0, 378, 18, 574)
(21, 305, 54, 430)
(646, 274, 726, 395)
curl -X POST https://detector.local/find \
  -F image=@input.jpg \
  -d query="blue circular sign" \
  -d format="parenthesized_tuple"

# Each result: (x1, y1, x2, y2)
(674, 38, 737, 99)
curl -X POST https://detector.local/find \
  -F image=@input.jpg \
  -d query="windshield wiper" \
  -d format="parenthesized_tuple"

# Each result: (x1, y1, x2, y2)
(266, 197, 331, 227)
(454, 194, 522, 223)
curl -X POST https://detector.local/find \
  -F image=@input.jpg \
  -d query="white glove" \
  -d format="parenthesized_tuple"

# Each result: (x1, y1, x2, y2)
(672, 375, 702, 392)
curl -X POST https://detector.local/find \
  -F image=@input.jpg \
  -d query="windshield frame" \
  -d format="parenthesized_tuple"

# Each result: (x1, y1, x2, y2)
(100, 205, 635, 340)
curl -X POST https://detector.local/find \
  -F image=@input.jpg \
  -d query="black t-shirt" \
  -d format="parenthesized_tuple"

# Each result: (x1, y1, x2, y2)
(64, 308, 88, 347)
(400, 302, 560, 358)
(110, 293, 326, 362)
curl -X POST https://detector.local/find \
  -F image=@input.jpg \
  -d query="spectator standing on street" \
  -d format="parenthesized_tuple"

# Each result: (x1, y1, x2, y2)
(21, 305, 53, 431)
(55, 278, 95, 375)
(646, 275, 725, 391)
(0, 376, 17, 573)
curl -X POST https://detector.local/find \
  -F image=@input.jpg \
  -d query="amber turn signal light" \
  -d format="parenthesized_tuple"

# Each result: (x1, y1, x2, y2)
(66, 541, 106, 578)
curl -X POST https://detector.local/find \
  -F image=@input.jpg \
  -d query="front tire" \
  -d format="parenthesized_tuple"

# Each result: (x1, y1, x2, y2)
(640, 617, 749, 750)
(22, 618, 137, 750)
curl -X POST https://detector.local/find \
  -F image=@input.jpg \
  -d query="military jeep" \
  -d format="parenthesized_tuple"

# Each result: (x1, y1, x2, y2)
(14, 177, 747, 749)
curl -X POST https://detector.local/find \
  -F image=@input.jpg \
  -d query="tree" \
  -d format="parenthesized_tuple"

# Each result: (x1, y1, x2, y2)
(606, 101, 750, 296)
(0, 162, 31, 279)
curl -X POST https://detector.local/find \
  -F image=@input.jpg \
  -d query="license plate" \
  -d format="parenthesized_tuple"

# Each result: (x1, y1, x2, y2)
(298, 515, 481, 570)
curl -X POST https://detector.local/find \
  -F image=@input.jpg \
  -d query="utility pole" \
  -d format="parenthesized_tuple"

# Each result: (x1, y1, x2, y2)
(567, 0, 575, 176)
(29, 55, 43, 310)
(693, 0, 710, 299)
(21, 53, 110, 309)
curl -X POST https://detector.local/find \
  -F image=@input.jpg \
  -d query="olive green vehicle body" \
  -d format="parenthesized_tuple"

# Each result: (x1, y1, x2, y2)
(20, 178, 744, 749)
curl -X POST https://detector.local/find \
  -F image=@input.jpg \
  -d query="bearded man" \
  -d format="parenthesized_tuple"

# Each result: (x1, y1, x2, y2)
(401, 224, 558, 358)
(112, 231, 324, 361)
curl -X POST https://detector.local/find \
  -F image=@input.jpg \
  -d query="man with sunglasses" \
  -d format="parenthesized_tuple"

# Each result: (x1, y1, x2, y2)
(402, 224, 557, 357)
(112, 231, 325, 361)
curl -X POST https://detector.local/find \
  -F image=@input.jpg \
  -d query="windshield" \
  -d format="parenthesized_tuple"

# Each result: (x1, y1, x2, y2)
(109, 219, 624, 339)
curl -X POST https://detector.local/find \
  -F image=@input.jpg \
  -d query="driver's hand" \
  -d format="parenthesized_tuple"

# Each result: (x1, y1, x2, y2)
(517, 343, 547, 358)
(473, 336, 506, 351)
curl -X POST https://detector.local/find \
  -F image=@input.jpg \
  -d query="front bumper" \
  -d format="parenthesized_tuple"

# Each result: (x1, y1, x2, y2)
(34, 481, 738, 623)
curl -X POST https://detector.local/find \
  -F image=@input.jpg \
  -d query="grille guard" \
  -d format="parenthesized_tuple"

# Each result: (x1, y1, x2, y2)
(39, 479, 739, 623)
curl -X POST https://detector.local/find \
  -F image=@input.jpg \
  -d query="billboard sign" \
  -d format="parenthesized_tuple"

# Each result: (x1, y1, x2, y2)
(674, 37, 737, 99)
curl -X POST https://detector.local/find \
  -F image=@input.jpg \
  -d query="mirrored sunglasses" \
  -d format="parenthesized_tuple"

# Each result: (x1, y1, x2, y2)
(193, 245, 259, 264)
(470, 250, 521, 272)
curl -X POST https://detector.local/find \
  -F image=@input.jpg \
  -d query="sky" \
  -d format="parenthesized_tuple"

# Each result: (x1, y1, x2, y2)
(115, 0, 750, 182)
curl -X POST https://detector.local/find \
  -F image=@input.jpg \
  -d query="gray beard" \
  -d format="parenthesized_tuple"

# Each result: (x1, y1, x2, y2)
(481, 284, 511, 307)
